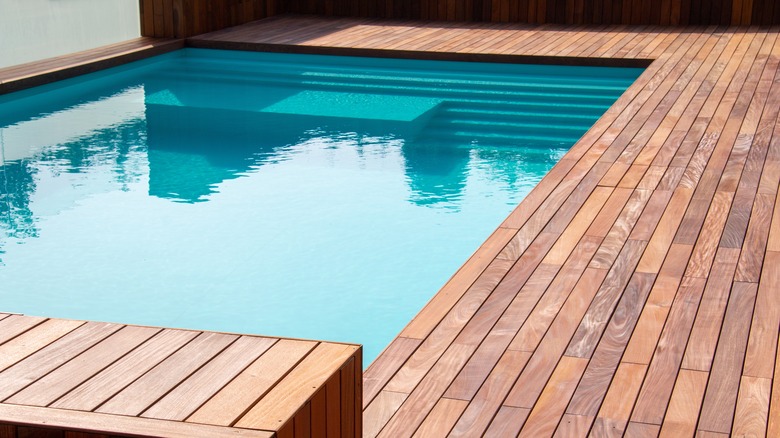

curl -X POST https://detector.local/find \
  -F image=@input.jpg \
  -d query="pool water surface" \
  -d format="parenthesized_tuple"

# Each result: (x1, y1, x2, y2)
(0, 49, 643, 363)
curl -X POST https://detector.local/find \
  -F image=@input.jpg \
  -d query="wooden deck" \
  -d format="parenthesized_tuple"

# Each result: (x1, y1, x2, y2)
(189, 16, 780, 437)
(0, 37, 183, 95)
(0, 313, 361, 438)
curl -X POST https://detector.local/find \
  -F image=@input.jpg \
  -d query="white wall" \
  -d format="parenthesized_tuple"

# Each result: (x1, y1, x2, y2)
(0, 0, 140, 69)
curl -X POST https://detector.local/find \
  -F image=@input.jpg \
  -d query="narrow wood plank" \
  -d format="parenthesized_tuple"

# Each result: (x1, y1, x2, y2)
(51, 329, 199, 411)
(364, 337, 421, 407)
(484, 406, 530, 437)
(680, 254, 738, 372)
(448, 350, 532, 436)
(624, 422, 661, 437)
(0, 319, 84, 373)
(592, 362, 647, 436)
(658, 369, 708, 437)
(5, 326, 160, 407)
(96, 332, 238, 416)
(311, 384, 327, 438)
(0, 403, 273, 438)
(235, 343, 357, 431)
(743, 251, 780, 378)
(565, 272, 655, 419)
(411, 397, 467, 437)
(518, 356, 589, 437)
(630, 277, 706, 425)
(697, 282, 758, 434)
(504, 266, 609, 408)
(363, 391, 409, 438)
(0, 322, 121, 400)
(731, 376, 771, 437)
(0, 316, 47, 346)
(768, 333, 780, 436)
(188, 339, 317, 426)
(142, 336, 277, 421)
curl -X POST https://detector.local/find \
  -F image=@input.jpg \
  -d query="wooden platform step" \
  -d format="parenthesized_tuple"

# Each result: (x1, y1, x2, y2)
(0, 314, 361, 438)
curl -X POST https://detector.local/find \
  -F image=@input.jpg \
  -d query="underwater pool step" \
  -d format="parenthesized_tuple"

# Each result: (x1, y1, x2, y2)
(417, 127, 582, 145)
(429, 116, 594, 133)
(434, 109, 597, 126)
(164, 60, 638, 93)
(439, 105, 602, 121)
(160, 68, 625, 96)
(149, 71, 625, 106)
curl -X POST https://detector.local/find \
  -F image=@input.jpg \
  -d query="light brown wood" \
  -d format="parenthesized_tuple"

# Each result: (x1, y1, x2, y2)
(659, 369, 708, 437)
(0, 403, 274, 438)
(0, 319, 84, 373)
(235, 343, 359, 430)
(5, 325, 160, 406)
(141, 336, 277, 421)
(52, 329, 200, 411)
(188, 339, 317, 426)
(0, 317, 357, 438)
(96, 332, 238, 416)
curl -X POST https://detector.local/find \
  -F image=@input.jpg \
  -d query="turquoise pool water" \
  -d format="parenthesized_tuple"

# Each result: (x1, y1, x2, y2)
(0, 49, 642, 364)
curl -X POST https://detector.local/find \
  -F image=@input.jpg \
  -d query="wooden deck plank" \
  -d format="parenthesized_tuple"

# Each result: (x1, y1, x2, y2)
(0, 319, 84, 373)
(95, 332, 239, 416)
(410, 397, 467, 437)
(0, 315, 47, 346)
(518, 356, 589, 437)
(141, 336, 277, 421)
(768, 333, 780, 436)
(5, 326, 161, 407)
(731, 376, 771, 437)
(0, 403, 274, 438)
(448, 350, 531, 436)
(0, 322, 121, 400)
(697, 281, 758, 434)
(235, 343, 359, 430)
(188, 339, 317, 426)
(658, 369, 708, 437)
(592, 362, 647, 436)
(51, 329, 199, 411)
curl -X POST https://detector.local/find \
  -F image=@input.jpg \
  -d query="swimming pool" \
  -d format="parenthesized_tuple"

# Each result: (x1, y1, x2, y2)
(0, 49, 642, 364)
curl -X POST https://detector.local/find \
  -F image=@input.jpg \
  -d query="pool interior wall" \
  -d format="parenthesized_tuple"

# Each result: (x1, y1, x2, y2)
(0, 48, 644, 364)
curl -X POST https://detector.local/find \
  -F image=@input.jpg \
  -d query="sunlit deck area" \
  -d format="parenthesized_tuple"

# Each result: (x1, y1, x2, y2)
(1, 11, 780, 438)
(0, 313, 361, 437)
(189, 16, 780, 437)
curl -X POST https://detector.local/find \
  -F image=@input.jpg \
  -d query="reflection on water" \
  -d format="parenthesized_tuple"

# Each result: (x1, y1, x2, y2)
(0, 49, 640, 363)
(0, 85, 564, 248)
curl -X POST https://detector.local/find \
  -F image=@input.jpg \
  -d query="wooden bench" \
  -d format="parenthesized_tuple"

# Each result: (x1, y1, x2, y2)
(0, 314, 361, 438)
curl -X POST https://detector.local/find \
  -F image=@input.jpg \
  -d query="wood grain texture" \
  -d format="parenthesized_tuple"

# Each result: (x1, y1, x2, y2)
(235, 343, 358, 431)
(0, 403, 273, 438)
(731, 376, 771, 437)
(411, 397, 467, 437)
(0, 322, 120, 400)
(8, 17, 780, 438)
(697, 282, 758, 434)
(768, 335, 780, 436)
(518, 356, 588, 437)
(186, 339, 316, 425)
(96, 332, 238, 416)
(141, 336, 277, 421)
(5, 326, 160, 407)
(51, 329, 199, 411)
(658, 369, 708, 437)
